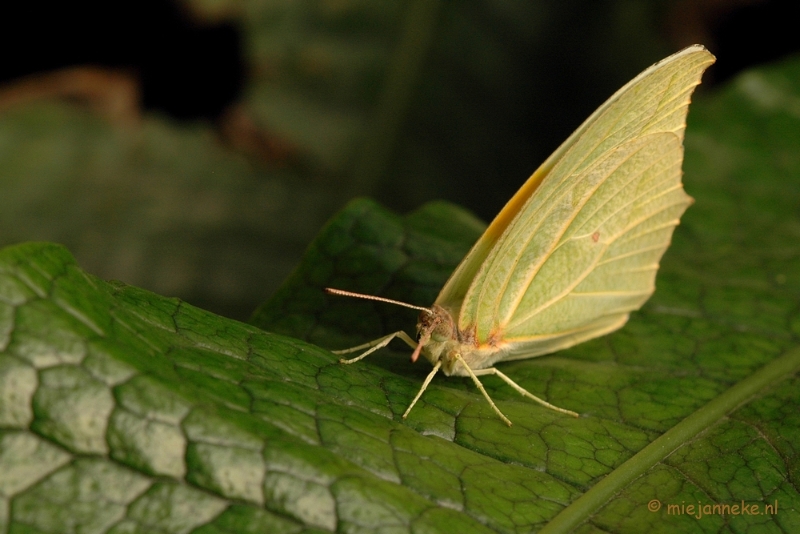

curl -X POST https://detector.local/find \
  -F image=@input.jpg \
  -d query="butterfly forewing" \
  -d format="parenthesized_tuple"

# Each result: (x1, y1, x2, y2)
(434, 45, 714, 349)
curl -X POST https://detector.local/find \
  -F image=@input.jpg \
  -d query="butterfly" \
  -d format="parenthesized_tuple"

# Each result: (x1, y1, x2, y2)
(328, 45, 715, 426)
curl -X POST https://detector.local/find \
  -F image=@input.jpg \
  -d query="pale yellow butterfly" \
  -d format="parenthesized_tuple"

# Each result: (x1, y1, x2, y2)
(328, 45, 715, 426)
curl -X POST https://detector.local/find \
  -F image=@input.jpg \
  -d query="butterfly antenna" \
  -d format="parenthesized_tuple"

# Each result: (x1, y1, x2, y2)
(325, 288, 432, 314)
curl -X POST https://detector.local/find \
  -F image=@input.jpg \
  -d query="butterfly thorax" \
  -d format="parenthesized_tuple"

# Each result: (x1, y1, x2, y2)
(417, 304, 504, 376)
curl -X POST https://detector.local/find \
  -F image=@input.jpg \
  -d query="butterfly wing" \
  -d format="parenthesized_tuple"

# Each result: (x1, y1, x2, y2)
(435, 45, 715, 356)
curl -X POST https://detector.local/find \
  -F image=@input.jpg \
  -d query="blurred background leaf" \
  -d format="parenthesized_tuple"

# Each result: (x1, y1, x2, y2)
(2, 0, 799, 320)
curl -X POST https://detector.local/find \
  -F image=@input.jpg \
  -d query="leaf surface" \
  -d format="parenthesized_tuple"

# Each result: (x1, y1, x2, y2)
(3, 56, 800, 533)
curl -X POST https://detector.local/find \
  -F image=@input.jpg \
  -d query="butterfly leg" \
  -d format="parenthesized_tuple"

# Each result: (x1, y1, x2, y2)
(473, 368, 579, 418)
(455, 355, 513, 426)
(333, 331, 417, 364)
(402, 361, 441, 420)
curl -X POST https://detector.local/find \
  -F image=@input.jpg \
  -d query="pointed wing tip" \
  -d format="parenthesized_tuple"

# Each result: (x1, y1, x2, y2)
(680, 44, 717, 65)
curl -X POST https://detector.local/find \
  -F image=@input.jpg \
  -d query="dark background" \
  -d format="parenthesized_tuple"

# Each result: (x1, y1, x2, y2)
(1, 0, 798, 319)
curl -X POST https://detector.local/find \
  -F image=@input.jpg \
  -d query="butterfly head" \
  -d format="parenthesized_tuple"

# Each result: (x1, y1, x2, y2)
(324, 287, 466, 373)
(415, 304, 466, 372)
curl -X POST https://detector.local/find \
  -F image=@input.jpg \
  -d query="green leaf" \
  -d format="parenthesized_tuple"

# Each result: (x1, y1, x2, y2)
(3, 57, 800, 534)
(255, 52, 800, 531)
(1, 243, 498, 533)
